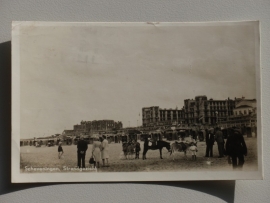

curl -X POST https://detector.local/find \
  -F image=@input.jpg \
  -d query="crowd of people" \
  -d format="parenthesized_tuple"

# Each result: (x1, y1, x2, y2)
(204, 127, 248, 169)
(56, 127, 248, 170)
(122, 140, 141, 159)
(140, 127, 248, 169)
(57, 134, 110, 169)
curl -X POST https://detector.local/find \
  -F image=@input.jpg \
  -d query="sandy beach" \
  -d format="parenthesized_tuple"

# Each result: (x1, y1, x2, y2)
(20, 137, 258, 173)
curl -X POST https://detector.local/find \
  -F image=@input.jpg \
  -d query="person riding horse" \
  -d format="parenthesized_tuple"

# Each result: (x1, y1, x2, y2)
(149, 136, 157, 147)
(143, 137, 171, 160)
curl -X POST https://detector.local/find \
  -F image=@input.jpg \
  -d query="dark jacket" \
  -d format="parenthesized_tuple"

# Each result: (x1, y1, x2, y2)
(135, 142, 141, 151)
(58, 146, 63, 152)
(77, 139, 88, 153)
(215, 130, 224, 143)
(225, 132, 247, 156)
(206, 132, 215, 145)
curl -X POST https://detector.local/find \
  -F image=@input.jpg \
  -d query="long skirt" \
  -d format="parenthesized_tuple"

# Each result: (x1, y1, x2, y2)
(101, 149, 109, 159)
(93, 148, 101, 163)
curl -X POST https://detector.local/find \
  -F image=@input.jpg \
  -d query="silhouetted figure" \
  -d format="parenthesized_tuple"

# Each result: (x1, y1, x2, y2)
(77, 135, 88, 168)
(58, 142, 64, 159)
(135, 141, 141, 159)
(215, 127, 225, 158)
(205, 128, 215, 157)
(226, 129, 247, 169)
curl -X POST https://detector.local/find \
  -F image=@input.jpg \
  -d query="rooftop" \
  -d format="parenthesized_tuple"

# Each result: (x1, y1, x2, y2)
(234, 105, 253, 109)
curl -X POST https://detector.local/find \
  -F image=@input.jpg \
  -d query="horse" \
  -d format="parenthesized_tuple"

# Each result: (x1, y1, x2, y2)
(122, 142, 128, 159)
(170, 141, 197, 161)
(143, 140, 171, 159)
(122, 142, 135, 159)
(126, 144, 136, 159)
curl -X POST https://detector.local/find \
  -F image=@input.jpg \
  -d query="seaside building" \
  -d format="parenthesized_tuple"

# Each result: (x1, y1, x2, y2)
(72, 120, 123, 135)
(184, 95, 236, 125)
(142, 106, 185, 128)
(62, 130, 75, 136)
(219, 98, 257, 128)
(142, 95, 256, 128)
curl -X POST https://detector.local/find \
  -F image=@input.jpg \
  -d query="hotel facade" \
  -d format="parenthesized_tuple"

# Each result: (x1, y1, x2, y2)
(63, 120, 123, 136)
(142, 95, 256, 128)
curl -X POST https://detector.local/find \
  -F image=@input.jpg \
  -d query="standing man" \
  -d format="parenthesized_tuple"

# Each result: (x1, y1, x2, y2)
(135, 140, 141, 159)
(77, 135, 88, 168)
(205, 128, 215, 157)
(226, 129, 247, 169)
(101, 135, 109, 167)
(215, 127, 225, 158)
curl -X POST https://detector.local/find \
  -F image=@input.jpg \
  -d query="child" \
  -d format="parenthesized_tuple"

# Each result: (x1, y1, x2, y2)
(58, 142, 64, 159)
(189, 142, 198, 160)
(135, 141, 141, 159)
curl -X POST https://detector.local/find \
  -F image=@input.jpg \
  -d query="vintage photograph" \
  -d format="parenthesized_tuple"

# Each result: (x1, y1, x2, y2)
(12, 21, 262, 182)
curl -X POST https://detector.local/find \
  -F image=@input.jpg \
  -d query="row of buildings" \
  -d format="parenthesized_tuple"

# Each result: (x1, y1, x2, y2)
(61, 95, 256, 137)
(142, 95, 257, 129)
(62, 120, 123, 137)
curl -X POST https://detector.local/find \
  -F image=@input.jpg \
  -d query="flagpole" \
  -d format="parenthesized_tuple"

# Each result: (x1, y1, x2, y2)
(139, 112, 140, 129)
(226, 100, 228, 129)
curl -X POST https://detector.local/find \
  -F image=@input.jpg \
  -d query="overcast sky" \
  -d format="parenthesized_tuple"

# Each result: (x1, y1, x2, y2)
(18, 22, 259, 138)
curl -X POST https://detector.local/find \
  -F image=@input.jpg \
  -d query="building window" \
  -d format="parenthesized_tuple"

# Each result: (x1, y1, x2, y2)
(244, 110, 247, 115)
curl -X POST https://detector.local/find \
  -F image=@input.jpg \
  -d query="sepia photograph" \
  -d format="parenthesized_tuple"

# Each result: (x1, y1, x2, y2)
(12, 21, 262, 182)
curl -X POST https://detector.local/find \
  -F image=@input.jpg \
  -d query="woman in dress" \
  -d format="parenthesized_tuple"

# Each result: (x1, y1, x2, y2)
(92, 137, 101, 168)
(101, 135, 109, 167)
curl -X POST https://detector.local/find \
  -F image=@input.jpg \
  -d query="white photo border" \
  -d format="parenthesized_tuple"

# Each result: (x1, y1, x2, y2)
(11, 21, 262, 183)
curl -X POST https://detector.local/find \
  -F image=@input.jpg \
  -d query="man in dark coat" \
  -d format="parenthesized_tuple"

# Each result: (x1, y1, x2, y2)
(215, 127, 225, 158)
(226, 129, 247, 169)
(77, 135, 88, 168)
(205, 128, 215, 157)
(135, 141, 141, 159)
